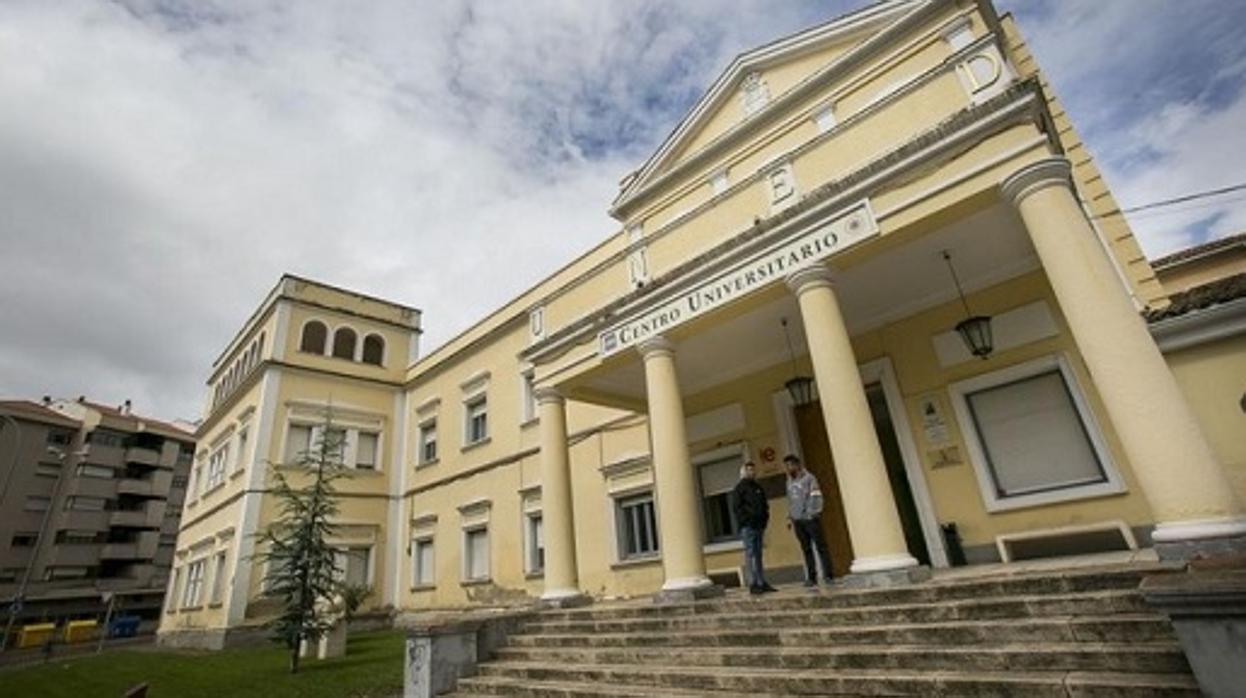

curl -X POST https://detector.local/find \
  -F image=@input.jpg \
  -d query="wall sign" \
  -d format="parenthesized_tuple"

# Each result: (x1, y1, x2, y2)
(598, 200, 878, 357)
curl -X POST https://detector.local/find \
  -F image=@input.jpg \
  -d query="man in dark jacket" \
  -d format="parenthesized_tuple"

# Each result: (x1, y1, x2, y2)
(732, 461, 776, 594)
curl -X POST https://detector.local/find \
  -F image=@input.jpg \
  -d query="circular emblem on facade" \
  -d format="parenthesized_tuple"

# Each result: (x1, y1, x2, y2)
(761, 446, 776, 462)
(846, 214, 863, 233)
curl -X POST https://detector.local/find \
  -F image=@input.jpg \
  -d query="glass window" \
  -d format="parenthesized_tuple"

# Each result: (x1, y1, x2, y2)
(335, 547, 371, 588)
(262, 555, 288, 595)
(322, 427, 347, 462)
(65, 496, 108, 511)
(418, 420, 437, 464)
(284, 424, 312, 464)
(300, 321, 327, 354)
(356, 432, 378, 470)
(362, 334, 384, 366)
(166, 567, 181, 613)
(183, 559, 206, 607)
(526, 514, 544, 574)
(46, 430, 73, 446)
(88, 430, 125, 448)
(24, 496, 51, 512)
(699, 454, 742, 543)
(235, 428, 249, 472)
(465, 397, 488, 445)
(35, 462, 61, 478)
(206, 446, 228, 489)
(332, 327, 357, 360)
(616, 493, 659, 560)
(209, 552, 228, 605)
(413, 538, 434, 587)
(965, 369, 1107, 498)
(10, 533, 38, 547)
(464, 528, 489, 581)
(76, 463, 115, 479)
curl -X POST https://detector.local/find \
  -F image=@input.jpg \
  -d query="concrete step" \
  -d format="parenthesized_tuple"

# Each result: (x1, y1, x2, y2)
(536, 564, 1176, 624)
(446, 680, 810, 697)
(507, 614, 1175, 648)
(469, 663, 1201, 696)
(491, 642, 1189, 674)
(522, 590, 1150, 634)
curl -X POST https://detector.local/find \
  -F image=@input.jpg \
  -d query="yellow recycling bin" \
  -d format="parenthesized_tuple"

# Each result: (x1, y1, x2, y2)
(17, 622, 56, 649)
(64, 619, 98, 644)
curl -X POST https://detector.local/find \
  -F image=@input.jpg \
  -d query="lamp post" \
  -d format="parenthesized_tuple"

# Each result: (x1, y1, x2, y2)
(1, 444, 82, 652)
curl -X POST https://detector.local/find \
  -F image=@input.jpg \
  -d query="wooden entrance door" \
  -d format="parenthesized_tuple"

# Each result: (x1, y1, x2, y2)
(793, 402, 853, 578)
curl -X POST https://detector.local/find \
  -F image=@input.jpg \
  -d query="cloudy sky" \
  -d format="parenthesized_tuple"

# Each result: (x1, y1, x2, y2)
(2, 0, 1244, 422)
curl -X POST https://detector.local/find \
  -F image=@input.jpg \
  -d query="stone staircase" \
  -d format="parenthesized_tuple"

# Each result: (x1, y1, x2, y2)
(448, 562, 1201, 697)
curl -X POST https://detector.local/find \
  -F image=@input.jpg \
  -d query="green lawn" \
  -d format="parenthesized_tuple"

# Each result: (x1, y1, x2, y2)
(1, 630, 404, 698)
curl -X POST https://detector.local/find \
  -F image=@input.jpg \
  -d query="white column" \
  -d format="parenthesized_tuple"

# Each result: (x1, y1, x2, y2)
(1002, 157, 1246, 545)
(535, 388, 584, 601)
(786, 266, 919, 574)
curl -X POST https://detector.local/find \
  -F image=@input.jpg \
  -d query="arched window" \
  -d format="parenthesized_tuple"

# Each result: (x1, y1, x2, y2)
(332, 327, 357, 360)
(300, 321, 327, 354)
(362, 334, 384, 366)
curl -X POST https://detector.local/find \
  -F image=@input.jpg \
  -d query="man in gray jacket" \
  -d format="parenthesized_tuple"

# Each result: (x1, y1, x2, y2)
(784, 454, 834, 586)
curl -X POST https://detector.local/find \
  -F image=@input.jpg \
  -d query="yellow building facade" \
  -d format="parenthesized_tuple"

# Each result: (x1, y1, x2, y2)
(160, 0, 1246, 647)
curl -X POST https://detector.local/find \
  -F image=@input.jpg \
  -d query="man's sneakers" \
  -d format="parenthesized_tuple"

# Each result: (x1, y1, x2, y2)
(749, 583, 779, 595)
(760, 583, 778, 593)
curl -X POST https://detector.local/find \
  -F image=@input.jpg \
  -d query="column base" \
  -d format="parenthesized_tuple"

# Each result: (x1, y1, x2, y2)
(849, 553, 922, 575)
(539, 591, 592, 609)
(839, 565, 932, 589)
(653, 578, 723, 605)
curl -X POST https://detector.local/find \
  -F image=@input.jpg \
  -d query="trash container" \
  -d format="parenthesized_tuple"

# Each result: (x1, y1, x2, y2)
(17, 622, 56, 649)
(109, 616, 141, 638)
(64, 619, 98, 644)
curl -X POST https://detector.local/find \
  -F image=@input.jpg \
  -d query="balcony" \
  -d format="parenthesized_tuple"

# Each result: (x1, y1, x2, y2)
(101, 532, 159, 560)
(109, 502, 165, 529)
(124, 446, 161, 467)
(117, 470, 173, 498)
(49, 544, 103, 567)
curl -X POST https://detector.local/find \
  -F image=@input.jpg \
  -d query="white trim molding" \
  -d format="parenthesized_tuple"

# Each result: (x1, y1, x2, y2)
(849, 553, 919, 574)
(1152, 516, 1246, 543)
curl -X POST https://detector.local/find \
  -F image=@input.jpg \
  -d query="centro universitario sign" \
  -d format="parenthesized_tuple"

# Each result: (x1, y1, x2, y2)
(598, 199, 879, 357)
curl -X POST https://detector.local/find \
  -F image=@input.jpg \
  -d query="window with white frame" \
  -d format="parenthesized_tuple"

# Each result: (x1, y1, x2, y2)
(284, 424, 312, 464)
(525, 513, 544, 574)
(412, 537, 434, 587)
(182, 558, 206, 607)
(166, 567, 181, 613)
(698, 451, 744, 543)
(206, 444, 228, 490)
(417, 419, 437, 465)
(209, 551, 228, 605)
(262, 555, 288, 595)
(463, 527, 489, 581)
(234, 427, 249, 473)
(355, 432, 379, 470)
(520, 370, 537, 424)
(464, 396, 488, 446)
(951, 355, 1121, 511)
(323, 427, 347, 462)
(335, 547, 371, 588)
(616, 492, 659, 560)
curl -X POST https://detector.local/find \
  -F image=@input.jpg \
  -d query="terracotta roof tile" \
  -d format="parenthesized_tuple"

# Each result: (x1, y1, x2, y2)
(1145, 272, 1246, 322)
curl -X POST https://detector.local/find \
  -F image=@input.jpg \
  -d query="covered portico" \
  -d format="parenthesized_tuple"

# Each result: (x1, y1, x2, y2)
(525, 156, 1246, 604)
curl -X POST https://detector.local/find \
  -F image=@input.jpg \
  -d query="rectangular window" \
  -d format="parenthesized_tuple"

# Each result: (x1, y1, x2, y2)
(75, 464, 115, 479)
(520, 371, 537, 423)
(465, 397, 488, 445)
(65, 496, 108, 511)
(616, 493, 659, 560)
(965, 369, 1107, 499)
(284, 424, 312, 463)
(418, 420, 437, 465)
(699, 454, 743, 543)
(209, 551, 228, 605)
(413, 538, 434, 587)
(526, 514, 544, 574)
(34, 462, 60, 478)
(206, 445, 228, 490)
(46, 566, 93, 580)
(55, 530, 101, 544)
(323, 427, 347, 462)
(24, 496, 51, 512)
(355, 432, 378, 470)
(172, 475, 188, 489)
(166, 567, 181, 613)
(262, 555, 288, 595)
(335, 547, 371, 588)
(46, 430, 73, 446)
(182, 559, 206, 607)
(463, 528, 489, 581)
(234, 428, 249, 472)
(10, 532, 38, 547)
(87, 430, 125, 448)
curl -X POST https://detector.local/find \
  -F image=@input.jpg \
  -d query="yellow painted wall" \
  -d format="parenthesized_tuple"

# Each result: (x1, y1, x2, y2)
(1157, 254, 1246, 295)
(1165, 336, 1246, 498)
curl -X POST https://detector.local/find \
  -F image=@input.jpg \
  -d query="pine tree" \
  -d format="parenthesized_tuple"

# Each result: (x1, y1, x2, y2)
(255, 415, 346, 674)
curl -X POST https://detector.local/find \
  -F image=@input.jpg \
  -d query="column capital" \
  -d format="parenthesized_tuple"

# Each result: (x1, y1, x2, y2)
(533, 387, 565, 406)
(636, 336, 675, 360)
(785, 265, 837, 297)
(1000, 157, 1073, 207)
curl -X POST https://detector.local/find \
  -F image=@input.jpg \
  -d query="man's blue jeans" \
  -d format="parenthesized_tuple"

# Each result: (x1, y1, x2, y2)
(740, 526, 767, 588)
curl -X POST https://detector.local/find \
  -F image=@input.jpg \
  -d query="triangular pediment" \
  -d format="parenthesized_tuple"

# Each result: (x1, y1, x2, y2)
(612, 0, 923, 217)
